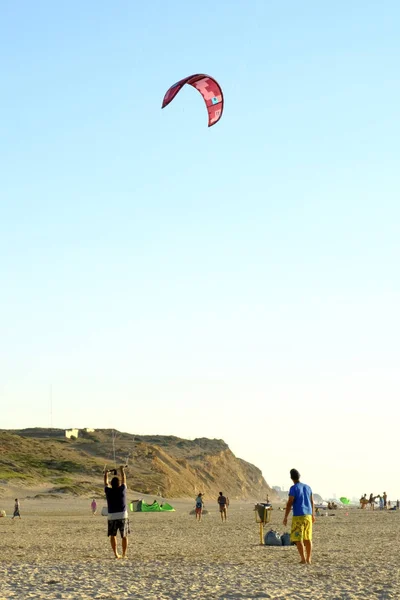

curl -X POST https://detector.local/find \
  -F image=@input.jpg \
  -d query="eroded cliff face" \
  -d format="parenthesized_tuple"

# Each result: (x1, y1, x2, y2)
(131, 436, 276, 499)
(1, 429, 276, 500)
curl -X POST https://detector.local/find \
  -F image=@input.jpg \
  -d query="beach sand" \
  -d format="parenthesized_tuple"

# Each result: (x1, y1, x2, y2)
(0, 495, 399, 599)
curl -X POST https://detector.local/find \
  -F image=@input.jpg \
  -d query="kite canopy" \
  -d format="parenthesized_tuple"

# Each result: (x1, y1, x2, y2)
(340, 497, 351, 505)
(161, 74, 224, 127)
(129, 500, 175, 512)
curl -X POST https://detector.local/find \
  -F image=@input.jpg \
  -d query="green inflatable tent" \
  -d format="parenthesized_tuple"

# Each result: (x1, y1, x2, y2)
(129, 500, 175, 512)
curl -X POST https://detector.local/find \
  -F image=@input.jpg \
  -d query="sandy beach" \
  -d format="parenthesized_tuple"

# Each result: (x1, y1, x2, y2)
(0, 494, 399, 600)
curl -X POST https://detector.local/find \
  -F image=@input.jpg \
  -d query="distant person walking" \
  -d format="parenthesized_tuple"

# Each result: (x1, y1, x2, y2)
(218, 492, 229, 522)
(91, 498, 97, 515)
(369, 493, 375, 511)
(12, 498, 21, 520)
(195, 493, 204, 521)
(283, 469, 315, 565)
(104, 466, 130, 559)
(383, 492, 387, 509)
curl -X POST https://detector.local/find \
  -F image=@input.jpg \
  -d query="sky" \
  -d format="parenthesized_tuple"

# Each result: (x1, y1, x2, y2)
(1, 0, 400, 500)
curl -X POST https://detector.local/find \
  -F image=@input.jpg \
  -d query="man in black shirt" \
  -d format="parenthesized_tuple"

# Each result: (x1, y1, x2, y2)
(218, 491, 229, 522)
(104, 465, 130, 559)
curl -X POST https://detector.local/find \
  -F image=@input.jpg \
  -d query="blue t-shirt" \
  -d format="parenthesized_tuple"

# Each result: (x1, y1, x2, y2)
(105, 484, 127, 515)
(289, 482, 313, 516)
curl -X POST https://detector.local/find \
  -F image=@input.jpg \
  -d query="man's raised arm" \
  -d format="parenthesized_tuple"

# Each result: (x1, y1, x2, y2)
(120, 465, 126, 486)
(104, 467, 109, 487)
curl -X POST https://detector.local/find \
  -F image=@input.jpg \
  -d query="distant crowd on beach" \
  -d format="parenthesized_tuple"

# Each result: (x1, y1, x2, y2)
(359, 492, 399, 510)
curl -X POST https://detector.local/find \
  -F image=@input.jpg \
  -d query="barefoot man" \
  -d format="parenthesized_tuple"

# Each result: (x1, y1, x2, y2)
(104, 465, 130, 559)
(218, 491, 228, 522)
(283, 469, 315, 564)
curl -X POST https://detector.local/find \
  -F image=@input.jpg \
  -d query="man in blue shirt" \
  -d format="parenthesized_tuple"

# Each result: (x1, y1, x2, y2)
(283, 468, 315, 564)
(104, 465, 130, 559)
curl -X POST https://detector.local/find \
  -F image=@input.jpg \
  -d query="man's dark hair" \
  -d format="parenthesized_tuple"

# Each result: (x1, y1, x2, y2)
(219, 491, 223, 495)
(111, 476, 120, 489)
(290, 469, 300, 481)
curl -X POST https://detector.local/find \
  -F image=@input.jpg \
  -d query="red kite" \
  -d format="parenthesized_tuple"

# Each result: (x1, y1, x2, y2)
(162, 74, 224, 127)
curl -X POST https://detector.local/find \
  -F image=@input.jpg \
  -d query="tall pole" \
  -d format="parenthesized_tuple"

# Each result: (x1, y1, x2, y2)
(112, 430, 117, 468)
(50, 384, 53, 428)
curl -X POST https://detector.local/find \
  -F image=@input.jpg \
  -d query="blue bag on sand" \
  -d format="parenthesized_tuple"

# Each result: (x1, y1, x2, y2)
(264, 530, 282, 546)
(281, 532, 291, 546)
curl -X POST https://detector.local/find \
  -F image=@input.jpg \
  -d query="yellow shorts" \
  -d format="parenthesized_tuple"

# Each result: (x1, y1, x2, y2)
(290, 515, 312, 542)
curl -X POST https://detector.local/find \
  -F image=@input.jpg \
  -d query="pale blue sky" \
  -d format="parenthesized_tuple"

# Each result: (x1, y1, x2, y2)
(1, 1, 400, 499)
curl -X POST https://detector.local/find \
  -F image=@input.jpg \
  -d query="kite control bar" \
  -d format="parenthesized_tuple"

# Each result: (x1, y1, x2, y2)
(105, 465, 128, 475)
